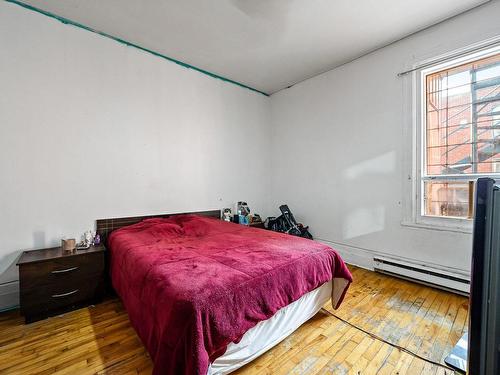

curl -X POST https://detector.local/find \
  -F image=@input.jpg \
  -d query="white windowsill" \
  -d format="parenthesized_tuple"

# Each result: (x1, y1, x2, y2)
(401, 218, 473, 234)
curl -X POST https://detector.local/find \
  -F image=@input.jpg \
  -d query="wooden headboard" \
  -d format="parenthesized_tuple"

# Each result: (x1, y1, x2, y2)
(96, 209, 221, 244)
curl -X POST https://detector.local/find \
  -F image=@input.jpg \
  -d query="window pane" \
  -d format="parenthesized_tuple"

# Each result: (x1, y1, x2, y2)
(424, 181, 473, 218)
(426, 124, 471, 148)
(476, 65, 500, 82)
(477, 161, 500, 173)
(475, 87, 500, 104)
(447, 123, 471, 145)
(426, 109, 448, 130)
(427, 144, 473, 175)
(425, 51, 500, 176)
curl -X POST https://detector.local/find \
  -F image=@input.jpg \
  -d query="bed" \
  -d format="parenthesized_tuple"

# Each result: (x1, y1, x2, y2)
(98, 211, 352, 375)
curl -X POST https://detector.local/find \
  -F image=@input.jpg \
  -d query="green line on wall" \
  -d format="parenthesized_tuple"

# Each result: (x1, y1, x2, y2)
(4, 0, 270, 97)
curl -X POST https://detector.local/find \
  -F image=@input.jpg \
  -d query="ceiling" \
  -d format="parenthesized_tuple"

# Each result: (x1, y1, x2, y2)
(21, 0, 490, 95)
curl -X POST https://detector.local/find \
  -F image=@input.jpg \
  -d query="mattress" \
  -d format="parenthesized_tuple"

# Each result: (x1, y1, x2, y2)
(209, 281, 332, 374)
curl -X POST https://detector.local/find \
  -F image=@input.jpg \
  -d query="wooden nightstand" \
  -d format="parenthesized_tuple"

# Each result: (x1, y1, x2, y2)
(17, 244, 106, 323)
(249, 221, 265, 229)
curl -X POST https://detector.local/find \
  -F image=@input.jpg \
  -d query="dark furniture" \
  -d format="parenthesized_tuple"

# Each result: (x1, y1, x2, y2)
(445, 178, 500, 374)
(249, 221, 265, 229)
(96, 209, 221, 243)
(17, 245, 106, 323)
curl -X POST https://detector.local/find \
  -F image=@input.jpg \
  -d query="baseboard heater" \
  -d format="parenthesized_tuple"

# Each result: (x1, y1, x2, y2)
(0, 280, 20, 312)
(373, 257, 470, 295)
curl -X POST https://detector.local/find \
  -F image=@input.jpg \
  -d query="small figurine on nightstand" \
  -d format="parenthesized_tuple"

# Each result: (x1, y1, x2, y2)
(222, 208, 232, 222)
(76, 230, 96, 250)
(85, 231, 94, 245)
(237, 201, 250, 225)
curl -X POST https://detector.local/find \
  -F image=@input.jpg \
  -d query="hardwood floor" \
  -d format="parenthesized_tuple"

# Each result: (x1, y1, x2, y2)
(0, 266, 468, 374)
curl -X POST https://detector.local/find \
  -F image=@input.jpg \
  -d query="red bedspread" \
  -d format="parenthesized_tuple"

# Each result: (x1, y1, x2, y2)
(108, 215, 352, 375)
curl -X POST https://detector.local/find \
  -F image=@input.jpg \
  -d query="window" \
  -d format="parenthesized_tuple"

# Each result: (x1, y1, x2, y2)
(421, 48, 500, 219)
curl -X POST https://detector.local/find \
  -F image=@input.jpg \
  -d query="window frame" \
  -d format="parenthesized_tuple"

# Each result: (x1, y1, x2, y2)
(412, 44, 500, 231)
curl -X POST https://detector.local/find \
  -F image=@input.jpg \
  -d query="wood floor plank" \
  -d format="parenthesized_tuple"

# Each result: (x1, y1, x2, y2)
(0, 266, 468, 375)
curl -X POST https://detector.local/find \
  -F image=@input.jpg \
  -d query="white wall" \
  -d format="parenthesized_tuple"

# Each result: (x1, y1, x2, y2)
(0, 2, 271, 309)
(270, 1, 500, 273)
(2, 0, 499, 311)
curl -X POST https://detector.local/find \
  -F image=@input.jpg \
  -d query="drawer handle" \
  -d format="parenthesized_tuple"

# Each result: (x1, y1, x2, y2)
(51, 289, 79, 298)
(51, 266, 79, 274)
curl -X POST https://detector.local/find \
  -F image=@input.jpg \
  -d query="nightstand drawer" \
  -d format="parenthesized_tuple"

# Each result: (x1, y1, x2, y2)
(20, 276, 105, 318)
(19, 252, 104, 289)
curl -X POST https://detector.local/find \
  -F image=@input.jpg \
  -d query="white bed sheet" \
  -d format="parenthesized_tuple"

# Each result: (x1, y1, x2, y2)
(208, 281, 333, 374)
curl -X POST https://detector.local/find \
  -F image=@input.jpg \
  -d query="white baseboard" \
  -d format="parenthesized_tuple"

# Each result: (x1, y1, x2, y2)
(0, 280, 19, 312)
(318, 238, 471, 289)
(321, 240, 376, 271)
